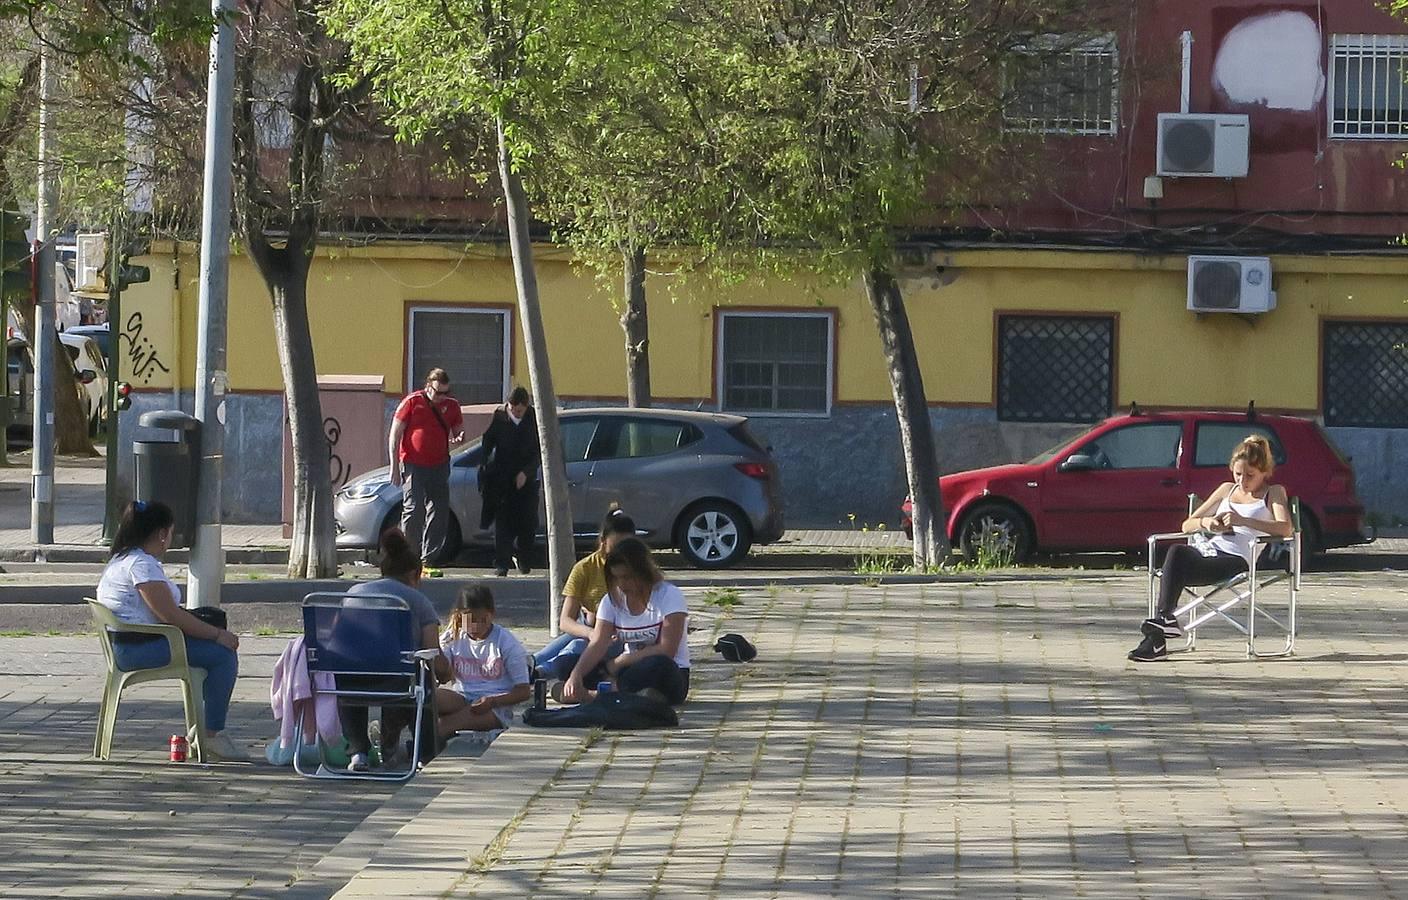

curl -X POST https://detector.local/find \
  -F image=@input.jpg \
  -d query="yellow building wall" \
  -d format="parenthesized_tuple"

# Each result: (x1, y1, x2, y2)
(134, 242, 1408, 412)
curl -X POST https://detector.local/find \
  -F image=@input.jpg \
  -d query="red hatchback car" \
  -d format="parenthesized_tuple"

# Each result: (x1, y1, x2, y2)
(902, 409, 1372, 561)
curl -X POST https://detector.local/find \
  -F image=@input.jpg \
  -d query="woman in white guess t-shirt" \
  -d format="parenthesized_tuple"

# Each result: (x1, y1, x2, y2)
(562, 538, 690, 706)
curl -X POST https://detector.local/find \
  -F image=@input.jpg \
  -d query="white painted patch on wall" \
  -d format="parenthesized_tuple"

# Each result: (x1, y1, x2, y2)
(1212, 11, 1325, 111)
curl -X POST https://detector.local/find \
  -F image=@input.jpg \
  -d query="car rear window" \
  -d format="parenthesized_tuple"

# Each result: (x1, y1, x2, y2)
(1193, 422, 1286, 467)
(605, 419, 702, 459)
(727, 422, 768, 454)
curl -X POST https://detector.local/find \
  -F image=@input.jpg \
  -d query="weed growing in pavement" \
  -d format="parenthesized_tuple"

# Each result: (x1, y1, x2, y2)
(0, 630, 35, 637)
(848, 513, 906, 576)
(255, 626, 280, 636)
(943, 530, 1015, 574)
(702, 587, 742, 610)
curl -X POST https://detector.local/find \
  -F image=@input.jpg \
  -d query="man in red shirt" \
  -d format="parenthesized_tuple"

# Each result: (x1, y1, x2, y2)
(388, 368, 465, 569)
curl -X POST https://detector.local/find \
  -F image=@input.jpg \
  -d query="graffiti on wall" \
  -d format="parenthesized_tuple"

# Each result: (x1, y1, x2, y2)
(119, 310, 171, 384)
(325, 416, 350, 489)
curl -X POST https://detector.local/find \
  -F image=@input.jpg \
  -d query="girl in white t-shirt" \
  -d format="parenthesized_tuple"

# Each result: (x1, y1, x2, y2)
(563, 538, 690, 706)
(96, 500, 244, 761)
(436, 586, 531, 735)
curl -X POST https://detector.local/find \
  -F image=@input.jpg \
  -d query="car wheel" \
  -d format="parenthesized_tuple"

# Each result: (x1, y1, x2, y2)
(439, 514, 463, 562)
(957, 502, 1032, 564)
(1298, 508, 1322, 556)
(677, 501, 753, 569)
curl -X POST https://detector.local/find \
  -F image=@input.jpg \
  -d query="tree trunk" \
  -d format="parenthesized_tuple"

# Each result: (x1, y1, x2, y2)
(620, 244, 650, 407)
(16, 312, 95, 456)
(254, 247, 336, 578)
(864, 264, 947, 568)
(52, 332, 96, 455)
(497, 116, 574, 631)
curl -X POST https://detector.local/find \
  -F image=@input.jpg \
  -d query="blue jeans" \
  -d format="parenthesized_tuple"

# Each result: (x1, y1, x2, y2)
(542, 640, 624, 682)
(111, 635, 239, 732)
(533, 632, 584, 669)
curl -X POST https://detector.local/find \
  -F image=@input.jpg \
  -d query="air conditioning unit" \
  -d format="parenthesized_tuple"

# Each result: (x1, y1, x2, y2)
(75, 232, 107, 292)
(1157, 113, 1250, 177)
(1187, 256, 1275, 314)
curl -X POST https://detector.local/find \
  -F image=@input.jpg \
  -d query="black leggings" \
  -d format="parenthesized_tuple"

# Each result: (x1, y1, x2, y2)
(1156, 544, 1247, 616)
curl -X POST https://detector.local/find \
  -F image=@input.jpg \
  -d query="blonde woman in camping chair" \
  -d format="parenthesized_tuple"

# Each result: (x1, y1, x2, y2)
(1128, 435, 1293, 662)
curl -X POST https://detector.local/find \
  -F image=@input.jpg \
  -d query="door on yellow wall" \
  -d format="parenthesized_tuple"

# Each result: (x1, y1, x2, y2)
(1040, 422, 1187, 549)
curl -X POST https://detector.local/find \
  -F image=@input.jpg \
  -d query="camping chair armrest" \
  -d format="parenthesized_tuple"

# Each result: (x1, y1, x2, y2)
(1147, 531, 1191, 545)
(1253, 533, 1293, 546)
(1147, 531, 1193, 569)
(411, 648, 441, 662)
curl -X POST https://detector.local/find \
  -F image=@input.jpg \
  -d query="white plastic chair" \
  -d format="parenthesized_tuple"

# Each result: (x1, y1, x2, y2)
(87, 598, 208, 761)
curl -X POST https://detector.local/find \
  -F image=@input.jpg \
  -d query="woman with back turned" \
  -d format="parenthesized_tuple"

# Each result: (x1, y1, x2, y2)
(96, 500, 244, 760)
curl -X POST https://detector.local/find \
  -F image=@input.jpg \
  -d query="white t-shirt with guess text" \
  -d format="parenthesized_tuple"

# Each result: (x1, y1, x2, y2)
(597, 581, 690, 669)
(439, 624, 530, 725)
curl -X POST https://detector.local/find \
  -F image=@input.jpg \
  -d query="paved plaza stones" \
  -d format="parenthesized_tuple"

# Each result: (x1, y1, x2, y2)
(4, 570, 1408, 897)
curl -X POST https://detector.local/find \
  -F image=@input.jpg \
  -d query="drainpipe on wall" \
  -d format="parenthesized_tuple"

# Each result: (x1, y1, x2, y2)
(1180, 30, 1193, 114)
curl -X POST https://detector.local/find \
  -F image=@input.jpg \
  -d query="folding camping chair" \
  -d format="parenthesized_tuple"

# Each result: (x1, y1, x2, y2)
(1145, 495, 1302, 658)
(293, 592, 440, 781)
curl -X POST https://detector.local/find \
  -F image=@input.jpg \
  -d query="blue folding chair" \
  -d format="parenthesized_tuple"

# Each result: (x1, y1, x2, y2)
(293, 592, 439, 781)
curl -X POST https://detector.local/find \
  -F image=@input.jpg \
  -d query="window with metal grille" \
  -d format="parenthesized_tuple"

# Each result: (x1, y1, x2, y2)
(1003, 35, 1119, 136)
(1323, 321, 1408, 427)
(719, 312, 832, 415)
(1330, 34, 1408, 139)
(407, 307, 509, 404)
(997, 315, 1114, 423)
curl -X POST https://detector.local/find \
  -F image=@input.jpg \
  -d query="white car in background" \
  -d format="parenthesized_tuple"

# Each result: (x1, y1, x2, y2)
(58, 331, 108, 434)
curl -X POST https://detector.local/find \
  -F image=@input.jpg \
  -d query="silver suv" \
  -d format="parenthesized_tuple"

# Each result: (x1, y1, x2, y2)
(334, 407, 785, 568)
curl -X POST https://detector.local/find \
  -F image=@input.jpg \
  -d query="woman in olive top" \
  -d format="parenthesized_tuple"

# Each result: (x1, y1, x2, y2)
(532, 506, 634, 681)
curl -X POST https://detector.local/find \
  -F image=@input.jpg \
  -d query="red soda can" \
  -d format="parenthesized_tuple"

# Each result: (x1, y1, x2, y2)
(169, 734, 189, 762)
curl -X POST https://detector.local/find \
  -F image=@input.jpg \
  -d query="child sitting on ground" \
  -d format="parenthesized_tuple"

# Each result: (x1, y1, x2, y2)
(436, 586, 531, 738)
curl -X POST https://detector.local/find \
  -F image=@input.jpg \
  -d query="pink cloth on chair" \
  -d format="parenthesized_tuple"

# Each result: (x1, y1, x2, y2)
(270, 635, 340, 745)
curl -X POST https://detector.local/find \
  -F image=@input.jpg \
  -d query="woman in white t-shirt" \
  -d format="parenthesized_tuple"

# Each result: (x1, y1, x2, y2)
(562, 538, 690, 706)
(96, 501, 243, 761)
(436, 586, 531, 736)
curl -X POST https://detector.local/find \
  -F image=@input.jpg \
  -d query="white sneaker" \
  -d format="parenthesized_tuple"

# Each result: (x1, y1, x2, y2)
(204, 732, 248, 762)
(348, 752, 370, 772)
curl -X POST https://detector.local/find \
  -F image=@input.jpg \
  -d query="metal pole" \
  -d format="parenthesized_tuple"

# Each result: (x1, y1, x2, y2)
(189, 0, 236, 608)
(101, 214, 123, 543)
(31, 33, 58, 545)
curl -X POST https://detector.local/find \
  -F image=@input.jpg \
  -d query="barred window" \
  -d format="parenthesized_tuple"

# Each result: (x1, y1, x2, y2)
(1330, 35, 1408, 139)
(998, 315, 1114, 423)
(719, 312, 832, 415)
(1323, 321, 1408, 427)
(407, 306, 509, 404)
(1003, 35, 1119, 136)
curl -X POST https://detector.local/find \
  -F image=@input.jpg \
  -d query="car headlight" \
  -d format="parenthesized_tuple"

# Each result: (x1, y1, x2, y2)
(339, 478, 389, 501)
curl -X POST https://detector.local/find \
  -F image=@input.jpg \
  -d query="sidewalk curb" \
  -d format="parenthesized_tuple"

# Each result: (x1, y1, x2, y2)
(0, 568, 1137, 605)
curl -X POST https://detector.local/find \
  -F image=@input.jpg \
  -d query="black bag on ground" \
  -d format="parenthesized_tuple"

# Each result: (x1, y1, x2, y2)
(523, 691, 678, 730)
(714, 633, 756, 663)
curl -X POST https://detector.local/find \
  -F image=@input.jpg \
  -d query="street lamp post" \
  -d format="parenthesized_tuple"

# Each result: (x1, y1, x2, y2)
(188, 0, 237, 608)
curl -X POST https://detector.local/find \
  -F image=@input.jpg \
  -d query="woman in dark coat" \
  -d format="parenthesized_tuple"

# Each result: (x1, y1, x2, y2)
(479, 385, 540, 576)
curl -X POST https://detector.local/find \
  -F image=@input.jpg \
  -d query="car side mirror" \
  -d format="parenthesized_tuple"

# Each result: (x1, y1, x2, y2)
(76, 370, 96, 384)
(1058, 453, 1097, 473)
